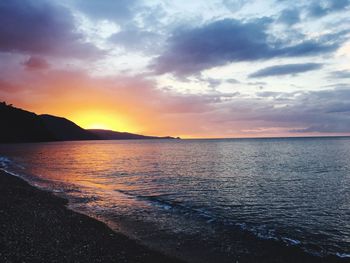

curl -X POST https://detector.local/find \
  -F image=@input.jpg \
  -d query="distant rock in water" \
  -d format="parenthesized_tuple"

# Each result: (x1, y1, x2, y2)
(0, 102, 179, 143)
(89, 129, 177, 140)
(40, 115, 98, 141)
(0, 102, 55, 143)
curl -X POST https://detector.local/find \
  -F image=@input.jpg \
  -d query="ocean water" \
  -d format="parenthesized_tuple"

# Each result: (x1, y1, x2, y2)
(1, 138, 350, 261)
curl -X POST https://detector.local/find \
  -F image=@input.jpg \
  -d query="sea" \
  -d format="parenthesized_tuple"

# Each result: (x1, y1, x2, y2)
(1, 137, 350, 262)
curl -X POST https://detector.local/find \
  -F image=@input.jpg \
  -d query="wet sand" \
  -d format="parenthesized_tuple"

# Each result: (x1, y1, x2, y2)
(0, 170, 183, 263)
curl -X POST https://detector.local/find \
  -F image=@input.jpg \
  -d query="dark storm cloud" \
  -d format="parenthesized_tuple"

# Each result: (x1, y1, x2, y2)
(0, 0, 101, 58)
(152, 18, 342, 76)
(249, 63, 323, 78)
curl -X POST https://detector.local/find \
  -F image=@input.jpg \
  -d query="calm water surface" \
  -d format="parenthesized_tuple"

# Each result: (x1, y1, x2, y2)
(1, 138, 350, 261)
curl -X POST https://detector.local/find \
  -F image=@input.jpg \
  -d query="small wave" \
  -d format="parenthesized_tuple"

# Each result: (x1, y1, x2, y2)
(0, 156, 11, 168)
(0, 156, 26, 176)
(114, 189, 350, 260)
(0, 156, 61, 193)
(336, 252, 350, 258)
(114, 189, 216, 219)
(114, 189, 291, 245)
(247, 224, 279, 241)
(0, 167, 21, 178)
(2, 157, 25, 170)
(282, 237, 301, 246)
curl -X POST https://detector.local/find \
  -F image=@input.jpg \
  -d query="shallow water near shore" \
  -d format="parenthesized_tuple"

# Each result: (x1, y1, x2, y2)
(1, 137, 350, 262)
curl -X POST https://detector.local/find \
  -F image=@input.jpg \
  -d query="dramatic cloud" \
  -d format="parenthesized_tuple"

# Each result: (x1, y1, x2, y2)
(152, 18, 272, 76)
(0, 0, 349, 137)
(0, 0, 101, 58)
(249, 63, 323, 78)
(153, 18, 342, 76)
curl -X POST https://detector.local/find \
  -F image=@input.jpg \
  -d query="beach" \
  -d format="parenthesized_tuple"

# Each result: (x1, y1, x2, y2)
(0, 170, 182, 263)
(0, 169, 348, 263)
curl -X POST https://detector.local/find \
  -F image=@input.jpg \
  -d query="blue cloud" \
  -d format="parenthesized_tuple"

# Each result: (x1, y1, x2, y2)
(278, 8, 300, 25)
(152, 18, 342, 76)
(308, 0, 350, 17)
(0, 0, 101, 58)
(249, 63, 323, 78)
(109, 27, 162, 53)
(330, 70, 350, 79)
(72, 0, 139, 23)
(153, 18, 272, 76)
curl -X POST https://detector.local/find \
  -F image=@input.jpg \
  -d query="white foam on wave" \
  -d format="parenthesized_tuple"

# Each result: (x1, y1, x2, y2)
(336, 252, 350, 258)
(282, 237, 301, 246)
(0, 156, 11, 168)
(0, 155, 46, 191)
(0, 156, 20, 178)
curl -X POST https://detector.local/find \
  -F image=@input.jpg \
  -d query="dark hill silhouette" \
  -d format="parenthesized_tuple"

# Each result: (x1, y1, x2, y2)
(0, 102, 55, 143)
(40, 114, 98, 141)
(89, 129, 175, 140)
(0, 102, 178, 143)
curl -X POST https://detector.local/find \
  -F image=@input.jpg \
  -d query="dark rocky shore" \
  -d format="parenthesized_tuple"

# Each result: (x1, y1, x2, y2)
(0, 170, 183, 263)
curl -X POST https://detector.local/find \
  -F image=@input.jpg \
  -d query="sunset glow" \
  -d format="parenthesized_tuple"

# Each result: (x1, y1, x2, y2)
(0, 0, 349, 138)
(1, 2, 350, 261)
(72, 111, 137, 132)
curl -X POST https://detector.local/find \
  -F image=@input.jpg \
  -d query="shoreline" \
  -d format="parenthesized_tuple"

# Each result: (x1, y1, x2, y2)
(0, 168, 348, 263)
(0, 170, 183, 263)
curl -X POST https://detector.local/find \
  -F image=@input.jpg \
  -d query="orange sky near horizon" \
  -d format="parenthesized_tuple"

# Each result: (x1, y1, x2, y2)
(4, 92, 350, 139)
(3, 67, 349, 139)
(8, 93, 350, 139)
(1, 70, 196, 138)
(3, 66, 349, 139)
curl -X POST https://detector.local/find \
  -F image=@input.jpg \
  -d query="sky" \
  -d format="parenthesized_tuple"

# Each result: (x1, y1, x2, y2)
(0, 0, 349, 138)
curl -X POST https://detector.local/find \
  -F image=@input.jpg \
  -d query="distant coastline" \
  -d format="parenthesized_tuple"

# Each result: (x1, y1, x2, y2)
(181, 135, 350, 140)
(0, 102, 179, 143)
